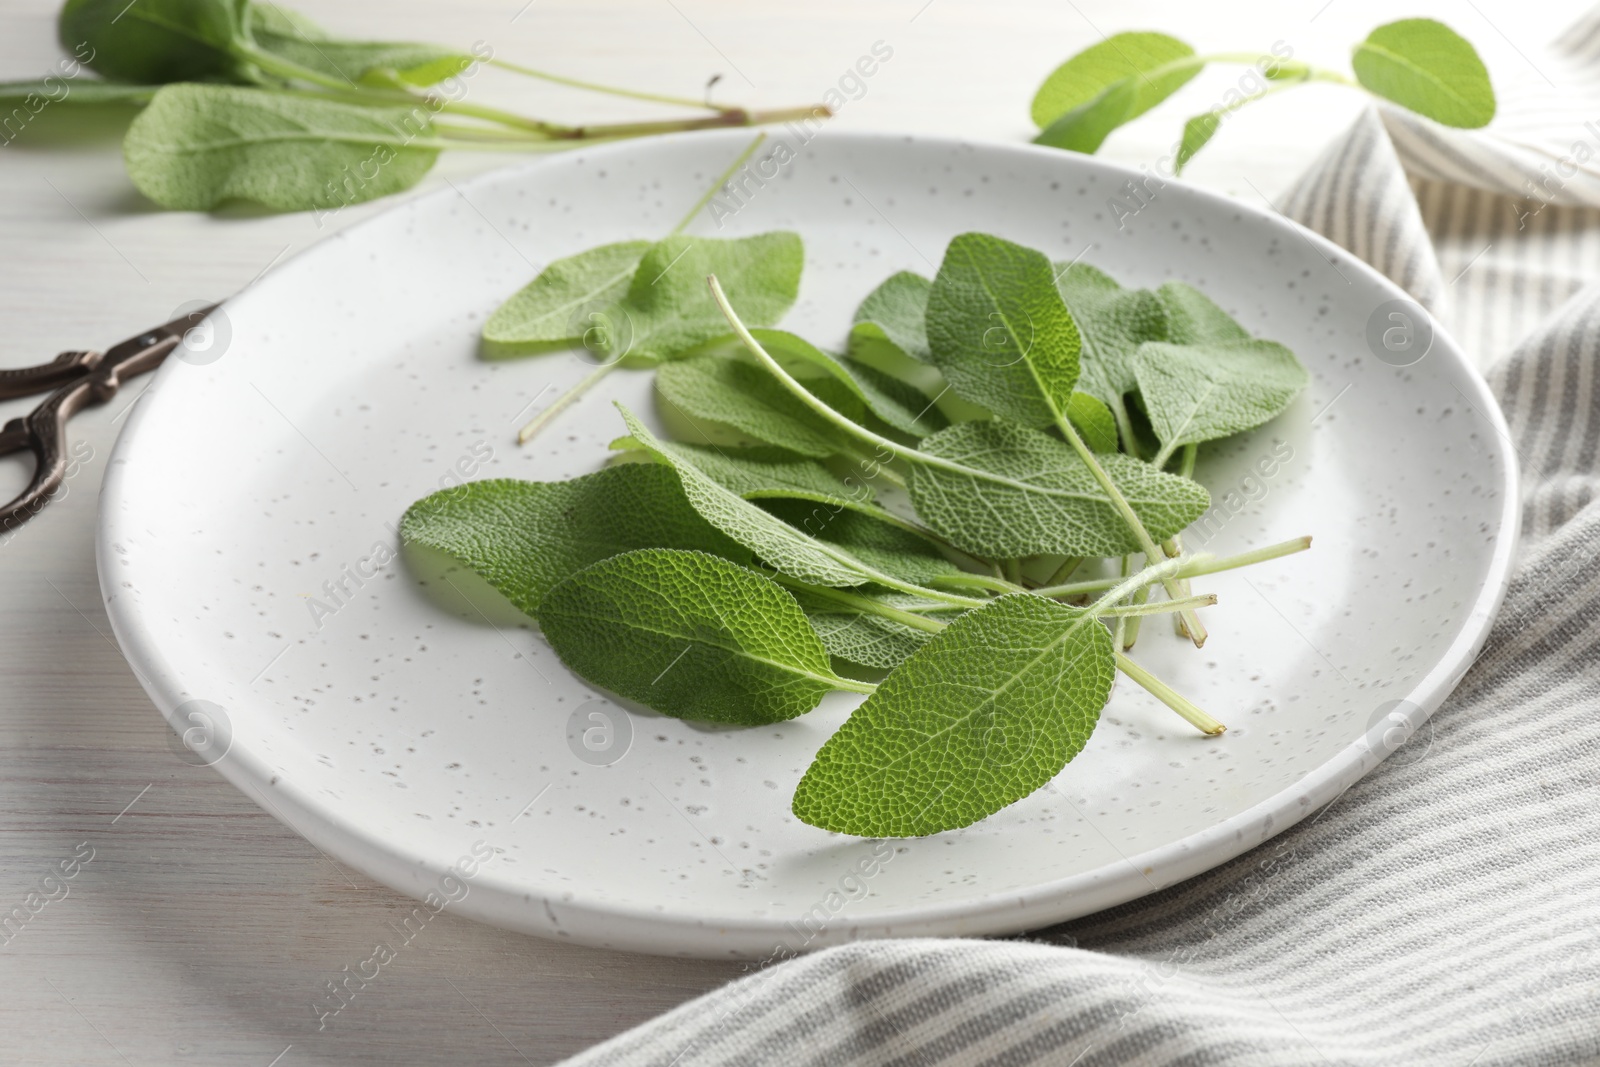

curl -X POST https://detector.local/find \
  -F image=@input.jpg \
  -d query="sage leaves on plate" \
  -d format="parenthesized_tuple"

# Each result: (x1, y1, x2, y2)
(1030, 18, 1495, 173)
(404, 228, 1315, 837)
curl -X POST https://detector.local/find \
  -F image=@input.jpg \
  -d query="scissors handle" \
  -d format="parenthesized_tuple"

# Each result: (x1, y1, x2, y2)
(0, 331, 187, 531)
(0, 382, 89, 530)
(0, 349, 103, 400)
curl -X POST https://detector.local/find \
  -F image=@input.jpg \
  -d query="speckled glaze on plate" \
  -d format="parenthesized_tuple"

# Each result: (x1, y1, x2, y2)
(97, 130, 1518, 958)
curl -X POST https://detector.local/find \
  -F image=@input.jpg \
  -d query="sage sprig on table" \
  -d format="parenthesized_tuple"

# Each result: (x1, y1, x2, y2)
(0, 0, 824, 212)
(401, 227, 1313, 837)
(1031, 18, 1496, 172)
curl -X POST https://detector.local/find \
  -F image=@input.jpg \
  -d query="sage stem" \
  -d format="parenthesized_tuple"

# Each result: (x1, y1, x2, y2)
(1115, 652, 1226, 735)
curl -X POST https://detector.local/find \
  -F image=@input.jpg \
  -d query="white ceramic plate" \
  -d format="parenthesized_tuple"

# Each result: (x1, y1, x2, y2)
(98, 130, 1517, 958)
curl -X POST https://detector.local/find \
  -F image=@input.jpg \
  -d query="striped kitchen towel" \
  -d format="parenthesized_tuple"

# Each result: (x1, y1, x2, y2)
(560, 13, 1600, 1067)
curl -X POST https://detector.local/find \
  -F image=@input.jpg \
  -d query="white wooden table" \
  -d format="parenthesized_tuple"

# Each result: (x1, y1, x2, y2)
(0, 1, 1572, 1062)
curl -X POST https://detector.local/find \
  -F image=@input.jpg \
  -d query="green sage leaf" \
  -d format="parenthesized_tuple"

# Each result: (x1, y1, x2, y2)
(60, 0, 247, 85)
(1175, 110, 1222, 173)
(1030, 31, 1201, 131)
(398, 465, 747, 620)
(804, 613, 932, 671)
(1132, 339, 1309, 451)
(123, 84, 439, 211)
(619, 405, 883, 588)
(630, 439, 869, 505)
(1352, 18, 1495, 129)
(1034, 78, 1139, 153)
(909, 419, 1209, 558)
(1053, 262, 1169, 408)
(1066, 391, 1119, 452)
(540, 549, 845, 725)
(250, 28, 471, 87)
(1156, 281, 1251, 344)
(841, 358, 950, 437)
(758, 498, 960, 587)
(751, 329, 942, 438)
(629, 443, 954, 575)
(481, 240, 653, 358)
(792, 593, 1114, 836)
(796, 590, 952, 670)
(699, 328, 945, 438)
(847, 273, 992, 426)
(926, 232, 1081, 428)
(655, 352, 862, 458)
(849, 270, 933, 363)
(613, 232, 803, 363)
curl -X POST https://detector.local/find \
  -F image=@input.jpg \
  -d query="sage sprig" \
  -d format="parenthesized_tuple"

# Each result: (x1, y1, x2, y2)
(7, 0, 826, 212)
(1031, 18, 1495, 173)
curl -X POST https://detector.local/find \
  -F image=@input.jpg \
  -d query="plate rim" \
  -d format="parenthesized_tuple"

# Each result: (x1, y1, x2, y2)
(96, 127, 1521, 957)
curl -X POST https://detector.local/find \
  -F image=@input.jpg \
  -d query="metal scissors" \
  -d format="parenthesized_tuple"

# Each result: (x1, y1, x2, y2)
(0, 304, 219, 530)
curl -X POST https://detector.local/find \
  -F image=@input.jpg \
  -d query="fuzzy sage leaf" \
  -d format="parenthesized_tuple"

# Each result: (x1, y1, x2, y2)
(60, 0, 247, 85)
(1053, 262, 1170, 411)
(655, 352, 862, 459)
(1133, 340, 1310, 459)
(1157, 282, 1251, 345)
(849, 270, 933, 363)
(1351, 18, 1495, 128)
(619, 438, 868, 505)
(847, 272, 992, 427)
(619, 405, 982, 604)
(1030, 32, 1202, 151)
(1066, 391, 1120, 452)
(910, 419, 1210, 558)
(481, 241, 652, 358)
(926, 232, 1082, 428)
(612, 233, 803, 364)
(792, 593, 1114, 836)
(123, 84, 440, 211)
(249, 27, 472, 88)
(1176, 111, 1222, 174)
(541, 549, 867, 725)
(797, 591, 948, 670)
(398, 466, 747, 619)
(757, 498, 961, 587)
(699, 329, 946, 438)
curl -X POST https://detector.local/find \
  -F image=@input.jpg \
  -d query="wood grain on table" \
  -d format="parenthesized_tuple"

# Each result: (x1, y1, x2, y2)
(0, 1, 1574, 1062)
